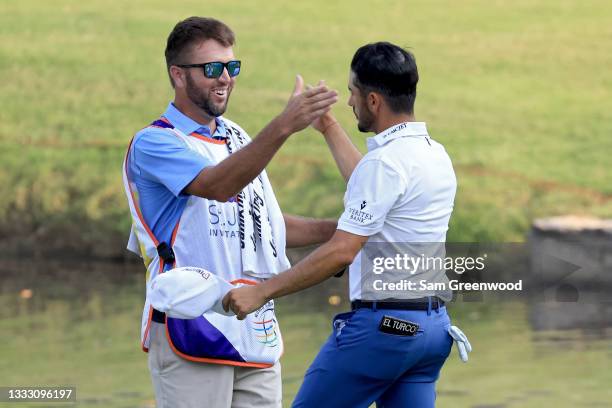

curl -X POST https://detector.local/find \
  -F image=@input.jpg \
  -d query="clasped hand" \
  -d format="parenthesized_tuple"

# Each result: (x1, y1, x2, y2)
(222, 284, 268, 320)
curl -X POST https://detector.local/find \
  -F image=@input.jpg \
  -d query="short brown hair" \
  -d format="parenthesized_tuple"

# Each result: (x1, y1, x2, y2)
(164, 17, 235, 87)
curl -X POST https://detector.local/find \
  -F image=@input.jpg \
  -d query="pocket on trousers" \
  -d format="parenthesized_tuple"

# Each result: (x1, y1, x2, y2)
(332, 311, 356, 346)
(148, 323, 161, 374)
(439, 324, 454, 359)
(149, 322, 172, 374)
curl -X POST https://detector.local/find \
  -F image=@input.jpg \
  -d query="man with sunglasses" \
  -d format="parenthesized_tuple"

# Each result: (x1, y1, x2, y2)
(123, 16, 338, 408)
(224, 42, 472, 407)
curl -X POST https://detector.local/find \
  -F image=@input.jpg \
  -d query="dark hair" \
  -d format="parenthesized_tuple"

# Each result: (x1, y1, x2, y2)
(164, 17, 235, 87)
(350, 42, 418, 114)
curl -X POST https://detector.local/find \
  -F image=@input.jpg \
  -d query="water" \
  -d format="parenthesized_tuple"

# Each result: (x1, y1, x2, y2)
(1, 259, 611, 408)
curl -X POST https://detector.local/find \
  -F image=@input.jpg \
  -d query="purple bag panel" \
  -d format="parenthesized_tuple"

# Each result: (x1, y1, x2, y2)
(166, 316, 245, 362)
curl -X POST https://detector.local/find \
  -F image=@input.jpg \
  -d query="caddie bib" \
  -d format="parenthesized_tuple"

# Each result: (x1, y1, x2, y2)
(122, 116, 285, 367)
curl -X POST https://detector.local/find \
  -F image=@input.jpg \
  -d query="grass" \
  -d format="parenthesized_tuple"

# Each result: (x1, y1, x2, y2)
(1, 0, 611, 252)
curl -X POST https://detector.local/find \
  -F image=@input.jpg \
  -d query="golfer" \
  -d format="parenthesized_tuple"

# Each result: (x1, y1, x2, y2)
(224, 42, 470, 407)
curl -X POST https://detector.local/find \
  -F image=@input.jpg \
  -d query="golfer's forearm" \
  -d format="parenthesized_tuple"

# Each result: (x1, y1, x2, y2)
(261, 236, 357, 300)
(284, 214, 337, 248)
(186, 116, 290, 201)
(322, 122, 362, 182)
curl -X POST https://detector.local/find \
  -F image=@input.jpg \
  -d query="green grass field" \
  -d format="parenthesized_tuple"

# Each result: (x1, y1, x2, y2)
(1, 0, 611, 252)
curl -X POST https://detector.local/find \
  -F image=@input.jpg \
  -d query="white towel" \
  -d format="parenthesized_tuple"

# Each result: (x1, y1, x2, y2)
(224, 124, 291, 278)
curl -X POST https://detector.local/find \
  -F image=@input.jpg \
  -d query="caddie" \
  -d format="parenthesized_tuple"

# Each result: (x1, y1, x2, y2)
(122, 16, 338, 408)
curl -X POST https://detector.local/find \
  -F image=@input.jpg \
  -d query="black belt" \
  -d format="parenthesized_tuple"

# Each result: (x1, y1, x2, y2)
(152, 308, 166, 323)
(351, 297, 444, 311)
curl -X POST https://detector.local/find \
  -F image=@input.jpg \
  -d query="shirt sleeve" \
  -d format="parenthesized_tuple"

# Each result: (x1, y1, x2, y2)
(337, 159, 406, 236)
(131, 129, 213, 197)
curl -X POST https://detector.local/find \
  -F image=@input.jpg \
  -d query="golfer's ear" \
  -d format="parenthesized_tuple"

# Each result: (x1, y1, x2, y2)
(366, 92, 381, 114)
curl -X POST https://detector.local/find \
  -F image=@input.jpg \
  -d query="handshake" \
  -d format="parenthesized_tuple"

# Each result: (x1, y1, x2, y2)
(148, 267, 280, 322)
(275, 75, 340, 138)
(149, 267, 473, 363)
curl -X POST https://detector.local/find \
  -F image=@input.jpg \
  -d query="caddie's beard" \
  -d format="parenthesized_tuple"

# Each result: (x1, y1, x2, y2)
(185, 71, 231, 117)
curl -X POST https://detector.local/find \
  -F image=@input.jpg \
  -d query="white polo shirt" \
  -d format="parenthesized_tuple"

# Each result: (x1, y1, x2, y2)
(337, 122, 457, 301)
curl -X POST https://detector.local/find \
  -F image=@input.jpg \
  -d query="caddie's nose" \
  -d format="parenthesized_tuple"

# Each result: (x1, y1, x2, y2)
(218, 67, 231, 84)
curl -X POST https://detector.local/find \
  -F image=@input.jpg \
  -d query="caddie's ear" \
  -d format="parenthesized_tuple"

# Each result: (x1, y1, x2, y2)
(169, 65, 186, 89)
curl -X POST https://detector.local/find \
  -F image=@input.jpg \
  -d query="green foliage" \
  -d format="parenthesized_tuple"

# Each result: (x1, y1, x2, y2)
(1, 0, 611, 251)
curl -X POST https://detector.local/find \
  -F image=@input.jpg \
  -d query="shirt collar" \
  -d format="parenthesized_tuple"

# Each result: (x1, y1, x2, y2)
(366, 122, 429, 151)
(162, 102, 226, 138)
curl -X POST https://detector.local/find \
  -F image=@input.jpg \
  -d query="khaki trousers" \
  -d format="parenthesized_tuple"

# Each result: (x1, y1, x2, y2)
(148, 322, 282, 408)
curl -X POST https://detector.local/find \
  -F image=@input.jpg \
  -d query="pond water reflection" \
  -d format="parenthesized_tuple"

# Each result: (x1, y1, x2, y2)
(1, 259, 611, 408)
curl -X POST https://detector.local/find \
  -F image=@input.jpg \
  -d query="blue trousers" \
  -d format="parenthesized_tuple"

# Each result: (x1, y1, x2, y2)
(292, 306, 452, 408)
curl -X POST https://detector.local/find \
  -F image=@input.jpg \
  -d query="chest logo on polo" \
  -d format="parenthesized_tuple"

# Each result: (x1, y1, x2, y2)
(378, 315, 419, 336)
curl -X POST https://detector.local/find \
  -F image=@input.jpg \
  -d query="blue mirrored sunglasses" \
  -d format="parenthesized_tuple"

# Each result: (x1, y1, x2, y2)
(177, 60, 241, 78)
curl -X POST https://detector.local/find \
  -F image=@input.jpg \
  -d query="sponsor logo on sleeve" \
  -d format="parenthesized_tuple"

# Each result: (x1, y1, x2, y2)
(347, 201, 373, 224)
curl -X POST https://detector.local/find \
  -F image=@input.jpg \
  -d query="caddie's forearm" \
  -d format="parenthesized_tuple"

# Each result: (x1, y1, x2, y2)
(323, 122, 362, 183)
(284, 214, 337, 248)
(186, 116, 290, 201)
